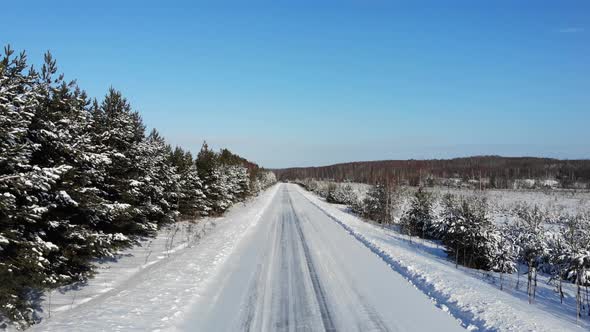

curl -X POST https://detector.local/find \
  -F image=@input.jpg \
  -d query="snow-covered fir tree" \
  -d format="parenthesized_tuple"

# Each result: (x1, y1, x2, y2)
(361, 184, 388, 223)
(195, 142, 219, 214)
(132, 129, 180, 225)
(546, 228, 572, 303)
(251, 170, 276, 193)
(560, 213, 590, 317)
(512, 205, 547, 303)
(0, 46, 46, 326)
(171, 147, 208, 218)
(327, 183, 358, 206)
(491, 223, 517, 290)
(431, 193, 457, 240)
(88, 88, 148, 236)
(399, 188, 433, 238)
(435, 195, 498, 270)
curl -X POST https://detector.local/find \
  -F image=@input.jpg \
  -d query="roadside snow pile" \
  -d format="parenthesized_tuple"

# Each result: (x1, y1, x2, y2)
(33, 221, 214, 322)
(22, 185, 279, 332)
(296, 185, 588, 332)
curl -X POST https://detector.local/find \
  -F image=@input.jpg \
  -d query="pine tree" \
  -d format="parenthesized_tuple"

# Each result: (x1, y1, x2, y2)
(325, 183, 339, 203)
(195, 142, 219, 214)
(437, 195, 497, 270)
(0, 48, 112, 325)
(491, 225, 517, 290)
(254, 170, 276, 192)
(178, 165, 207, 218)
(90, 88, 147, 235)
(562, 213, 590, 318)
(431, 194, 456, 240)
(326, 183, 358, 205)
(434, 194, 466, 268)
(132, 129, 179, 225)
(547, 230, 571, 303)
(0, 46, 47, 325)
(362, 184, 388, 223)
(399, 188, 433, 238)
(460, 197, 496, 270)
(170, 147, 207, 218)
(231, 165, 251, 201)
(29, 53, 112, 283)
(513, 205, 547, 303)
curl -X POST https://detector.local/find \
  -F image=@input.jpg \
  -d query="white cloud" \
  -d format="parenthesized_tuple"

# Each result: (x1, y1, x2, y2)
(557, 27, 584, 33)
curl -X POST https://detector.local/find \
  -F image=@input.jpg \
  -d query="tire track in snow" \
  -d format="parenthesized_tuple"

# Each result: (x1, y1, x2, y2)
(241, 199, 282, 332)
(242, 187, 322, 331)
(290, 191, 391, 332)
(287, 195, 337, 332)
(278, 212, 290, 330)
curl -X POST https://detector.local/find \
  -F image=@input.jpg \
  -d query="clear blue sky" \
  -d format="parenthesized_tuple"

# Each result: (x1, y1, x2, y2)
(2, 1, 589, 168)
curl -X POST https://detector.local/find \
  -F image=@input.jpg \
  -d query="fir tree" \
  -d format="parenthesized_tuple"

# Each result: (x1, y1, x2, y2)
(562, 213, 590, 318)
(513, 205, 547, 303)
(91, 88, 147, 234)
(492, 225, 517, 290)
(362, 184, 388, 223)
(178, 164, 207, 218)
(132, 129, 179, 225)
(399, 188, 433, 238)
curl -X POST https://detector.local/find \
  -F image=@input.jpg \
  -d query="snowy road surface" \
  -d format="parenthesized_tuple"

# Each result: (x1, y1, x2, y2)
(31, 183, 463, 331)
(184, 184, 462, 331)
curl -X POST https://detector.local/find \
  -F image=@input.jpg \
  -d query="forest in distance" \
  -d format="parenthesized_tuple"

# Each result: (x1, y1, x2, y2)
(275, 156, 590, 189)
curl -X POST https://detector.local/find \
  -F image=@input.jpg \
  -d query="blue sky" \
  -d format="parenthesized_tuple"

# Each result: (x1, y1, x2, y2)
(2, 1, 589, 168)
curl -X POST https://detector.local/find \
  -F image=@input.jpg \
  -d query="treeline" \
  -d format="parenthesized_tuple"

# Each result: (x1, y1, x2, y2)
(0, 46, 275, 327)
(276, 156, 590, 189)
(300, 179, 590, 319)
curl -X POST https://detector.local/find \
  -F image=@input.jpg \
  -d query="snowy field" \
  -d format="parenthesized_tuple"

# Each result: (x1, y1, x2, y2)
(428, 187, 590, 220)
(304, 180, 590, 224)
(298, 186, 589, 331)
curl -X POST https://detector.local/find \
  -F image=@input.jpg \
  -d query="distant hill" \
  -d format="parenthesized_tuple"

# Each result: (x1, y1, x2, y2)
(274, 156, 590, 189)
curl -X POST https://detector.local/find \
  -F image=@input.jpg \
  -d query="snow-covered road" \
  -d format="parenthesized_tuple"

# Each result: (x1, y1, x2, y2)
(184, 184, 463, 331)
(31, 183, 463, 331)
